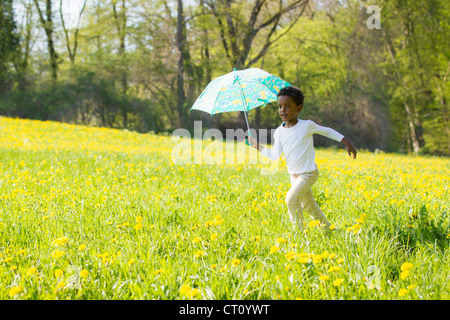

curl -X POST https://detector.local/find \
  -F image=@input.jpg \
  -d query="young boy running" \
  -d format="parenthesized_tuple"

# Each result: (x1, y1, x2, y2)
(247, 86, 357, 232)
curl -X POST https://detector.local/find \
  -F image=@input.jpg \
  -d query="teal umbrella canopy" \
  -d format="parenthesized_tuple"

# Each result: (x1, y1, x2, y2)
(190, 68, 290, 116)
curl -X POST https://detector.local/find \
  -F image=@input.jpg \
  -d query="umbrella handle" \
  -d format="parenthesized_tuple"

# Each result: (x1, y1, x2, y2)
(237, 80, 252, 146)
(245, 131, 252, 146)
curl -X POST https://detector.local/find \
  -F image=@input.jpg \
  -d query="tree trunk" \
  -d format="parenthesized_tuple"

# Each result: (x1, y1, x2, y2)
(176, 0, 194, 128)
(176, 0, 185, 128)
(14, 0, 33, 91)
(34, 0, 58, 82)
(403, 101, 420, 153)
(382, 27, 422, 153)
(112, 0, 128, 128)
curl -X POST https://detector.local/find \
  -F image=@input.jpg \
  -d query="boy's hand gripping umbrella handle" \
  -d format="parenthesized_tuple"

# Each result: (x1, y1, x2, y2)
(245, 131, 251, 146)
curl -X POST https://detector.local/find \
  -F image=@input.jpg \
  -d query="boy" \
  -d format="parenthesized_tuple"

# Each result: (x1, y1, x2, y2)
(247, 86, 357, 232)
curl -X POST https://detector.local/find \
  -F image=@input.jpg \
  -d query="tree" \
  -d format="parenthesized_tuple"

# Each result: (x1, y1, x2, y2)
(381, 0, 449, 154)
(0, 0, 20, 92)
(112, 0, 129, 127)
(203, 0, 309, 70)
(200, 0, 310, 132)
(176, 0, 194, 128)
(12, 0, 36, 92)
(59, 0, 88, 64)
(33, 0, 59, 82)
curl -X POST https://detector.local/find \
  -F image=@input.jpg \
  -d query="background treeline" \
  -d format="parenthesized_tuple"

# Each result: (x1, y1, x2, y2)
(0, 0, 448, 155)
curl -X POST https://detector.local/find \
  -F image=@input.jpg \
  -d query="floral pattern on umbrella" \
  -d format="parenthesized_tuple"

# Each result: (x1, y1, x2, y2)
(191, 68, 290, 116)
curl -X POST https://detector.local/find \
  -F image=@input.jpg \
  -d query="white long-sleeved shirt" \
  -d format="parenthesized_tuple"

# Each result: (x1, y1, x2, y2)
(261, 119, 344, 174)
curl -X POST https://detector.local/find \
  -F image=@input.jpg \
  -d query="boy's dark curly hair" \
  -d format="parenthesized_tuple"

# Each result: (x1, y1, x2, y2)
(277, 86, 304, 106)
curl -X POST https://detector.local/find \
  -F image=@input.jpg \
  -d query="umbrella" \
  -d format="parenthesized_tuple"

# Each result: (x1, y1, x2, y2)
(190, 68, 290, 144)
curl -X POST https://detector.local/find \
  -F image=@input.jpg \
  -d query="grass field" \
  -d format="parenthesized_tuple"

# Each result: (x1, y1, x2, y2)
(0, 116, 449, 300)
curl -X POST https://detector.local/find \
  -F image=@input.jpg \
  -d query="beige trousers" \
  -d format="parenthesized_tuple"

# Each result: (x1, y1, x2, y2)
(286, 170, 331, 231)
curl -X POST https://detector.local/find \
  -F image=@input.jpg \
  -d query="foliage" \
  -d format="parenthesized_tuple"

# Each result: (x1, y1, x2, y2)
(0, 70, 163, 133)
(0, 0, 448, 154)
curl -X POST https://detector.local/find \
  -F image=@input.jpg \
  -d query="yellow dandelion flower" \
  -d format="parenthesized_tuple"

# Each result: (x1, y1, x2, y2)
(78, 244, 86, 251)
(298, 257, 309, 264)
(134, 222, 143, 230)
(8, 286, 22, 298)
(401, 262, 414, 271)
(15, 249, 25, 255)
(179, 284, 191, 295)
(319, 274, 329, 281)
(269, 246, 280, 254)
(285, 252, 298, 261)
(51, 237, 69, 246)
(210, 233, 218, 241)
(79, 269, 89, 278)
(26, 267, 37, 276)
(407, 284, 417, 290)
(231, 259, 241, 267)
(276, 237, 287, 244)
(155, 269, 164, 275)
(127, 259, 135, 266)
(400, 270, 410, 280)
(194, 250, 206, 258)
(187, 288, 200, 298)
(333, 278, 344, 286)
(213, 217, 225, 226)
(205, 220, 214, 228)
(51, 249, 65, 259)
(192, 237, 202, 244)
(179, 284, 200, 298)
(328, 266, 341, 273)
(136, 216, 143, 223)
(312, 254, 323, 264)
(55, 281, 65, 292)
(398, 288, 409, 297)
(54, 269, 63, 278)
(308, 220, 321, 228)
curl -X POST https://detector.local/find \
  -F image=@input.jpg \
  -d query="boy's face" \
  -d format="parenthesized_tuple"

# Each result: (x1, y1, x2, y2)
(277, 95, 302, 123)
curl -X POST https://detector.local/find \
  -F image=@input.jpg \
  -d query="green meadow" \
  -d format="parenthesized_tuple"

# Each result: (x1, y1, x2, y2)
(0, 117, 449, 299)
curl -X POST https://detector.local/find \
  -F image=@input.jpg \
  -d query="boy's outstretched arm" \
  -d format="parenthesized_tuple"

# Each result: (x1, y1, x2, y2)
(248, 135, 283, 161)
(341, 137, 357, 159)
